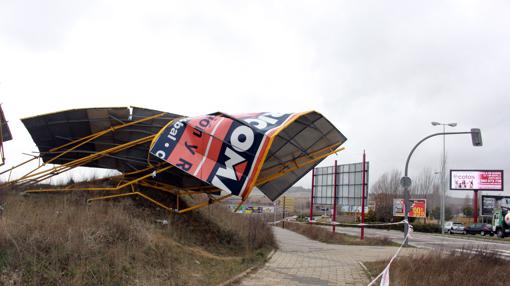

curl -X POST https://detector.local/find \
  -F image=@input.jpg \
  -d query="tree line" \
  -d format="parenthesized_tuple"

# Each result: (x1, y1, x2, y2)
(369, 168, 448, 222)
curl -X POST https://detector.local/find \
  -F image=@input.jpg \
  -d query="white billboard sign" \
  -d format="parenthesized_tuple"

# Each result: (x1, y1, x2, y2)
(450, 170, 504, 191)
(312, 162, 369, 212)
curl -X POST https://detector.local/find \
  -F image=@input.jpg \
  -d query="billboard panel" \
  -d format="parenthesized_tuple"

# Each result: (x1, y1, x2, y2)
(312, 162, 369, 212)
(481, 195, 510, 216)
(393, 199, 426, 218)
(450, 170, 504, 191)
(150, 112, 301, 197)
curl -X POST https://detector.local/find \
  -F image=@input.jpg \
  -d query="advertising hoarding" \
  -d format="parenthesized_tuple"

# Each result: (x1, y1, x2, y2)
(481, 195, 510, 216)
(312, 162, 369, 212)
(450, 170, 504, 191)
(150, 112, 301, 198)
(393, 199, 426, 218)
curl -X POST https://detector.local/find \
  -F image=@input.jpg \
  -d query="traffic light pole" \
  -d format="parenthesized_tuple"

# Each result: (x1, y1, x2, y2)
(401, 130, 481, 246)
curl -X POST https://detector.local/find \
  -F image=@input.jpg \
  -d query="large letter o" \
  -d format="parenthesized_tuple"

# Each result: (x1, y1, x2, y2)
(231, 126, 254, 152)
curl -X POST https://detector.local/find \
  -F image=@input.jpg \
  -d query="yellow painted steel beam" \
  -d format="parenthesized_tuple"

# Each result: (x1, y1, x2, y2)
(86, 190, 230, 214)
(258, 142, 342, 178)
(87, 191, 174, 212)
(13, 135, 155, 187)
(234, 199, 246, 212)
(140, 179, 220, 194)
(14, 113, 167, 183)
(26, 165, 173, 194)
(256, 146, 345, 186)
(0, 156, 39, 186)
(175, 194, 232, 214)
(50, 112, 167, 153)
(138, 181, 178, 194)
(9, 112, 167, 186)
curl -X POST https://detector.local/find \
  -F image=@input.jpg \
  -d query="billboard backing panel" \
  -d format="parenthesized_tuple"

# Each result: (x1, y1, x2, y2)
(312, 162, 369, 212)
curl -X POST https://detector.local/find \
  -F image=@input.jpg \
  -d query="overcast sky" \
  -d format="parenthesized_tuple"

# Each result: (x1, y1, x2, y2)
(1, 0, 509, 197)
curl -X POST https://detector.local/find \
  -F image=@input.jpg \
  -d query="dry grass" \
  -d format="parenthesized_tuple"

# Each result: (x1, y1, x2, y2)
(365, 248, 510, 286)
(0, 192, 275, 285)
(278, 221, 399, 246)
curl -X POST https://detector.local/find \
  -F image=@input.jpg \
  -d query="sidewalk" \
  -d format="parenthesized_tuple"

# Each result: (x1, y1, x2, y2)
(240, 227, 425, 286)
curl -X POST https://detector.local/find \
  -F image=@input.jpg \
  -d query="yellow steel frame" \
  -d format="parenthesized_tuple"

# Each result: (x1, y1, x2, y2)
(4, 112, 166, 187)
(12, 135, 154, 187)
(26, 165, 173, 194)
(234, 144, 345, 212)
(3, 110, 346, 215)
(19, 141, 343, 214)
(256, 146, 345, 185)
(87, 192, 232, 214)
(88, 191, 175, 212)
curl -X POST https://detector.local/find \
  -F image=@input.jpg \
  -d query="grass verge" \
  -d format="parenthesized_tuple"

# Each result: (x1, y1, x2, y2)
(278, 221, 399, 246)
(0, 192, 275, 285)
(364, 248, 510, 286)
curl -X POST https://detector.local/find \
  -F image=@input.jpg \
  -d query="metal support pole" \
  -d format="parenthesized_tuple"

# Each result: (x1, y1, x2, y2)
(283, 196, 286, 229)
(361, 151, 366, 240)
(273, 201, 277, 224)
(441, 125, 446, 235)
(473, 190, 479, 223)
(332, 160, 338, 233)
(310, 168, 315, 224)
(403, 185, 410, 246)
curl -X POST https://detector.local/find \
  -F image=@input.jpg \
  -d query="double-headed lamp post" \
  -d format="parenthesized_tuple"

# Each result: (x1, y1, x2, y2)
(431, 122, 457, 235)
(400, 128, 482, 246)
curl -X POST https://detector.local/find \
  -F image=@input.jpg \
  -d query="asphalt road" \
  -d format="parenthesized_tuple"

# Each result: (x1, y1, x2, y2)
(329, 225, 510, 258)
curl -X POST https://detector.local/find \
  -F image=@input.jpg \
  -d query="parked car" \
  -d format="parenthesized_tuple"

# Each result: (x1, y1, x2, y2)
(465, 223, 493, 236)
(444, 221, 466, 234)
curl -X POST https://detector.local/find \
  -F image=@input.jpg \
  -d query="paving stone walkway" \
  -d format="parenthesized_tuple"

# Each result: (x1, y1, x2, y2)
(240, 227, 425, 286)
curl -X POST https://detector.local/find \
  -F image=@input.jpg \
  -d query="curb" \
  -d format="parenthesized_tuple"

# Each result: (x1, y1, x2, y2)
(217, 249, 277, 286)
(358, 261, 374, 281)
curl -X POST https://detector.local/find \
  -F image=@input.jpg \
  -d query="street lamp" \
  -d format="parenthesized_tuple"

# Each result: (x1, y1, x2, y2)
(400, 128, 482, 245)
(431, 122, 457, 235)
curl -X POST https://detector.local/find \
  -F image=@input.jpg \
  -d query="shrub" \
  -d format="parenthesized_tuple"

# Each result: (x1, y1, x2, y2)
(279, 221, 398, 246)
(0, 192, 275, 285)
(366, 248, 510, 286)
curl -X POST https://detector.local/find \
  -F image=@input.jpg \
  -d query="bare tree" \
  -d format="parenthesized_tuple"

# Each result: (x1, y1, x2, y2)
(411, 168, 435, 197)
(371, 169, 401, 222)
(371, 168, 441, 221)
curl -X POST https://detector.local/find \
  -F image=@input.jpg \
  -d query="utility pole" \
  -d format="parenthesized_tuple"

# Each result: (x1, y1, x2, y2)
(431, 122, 457, 234)
(361, 151, 366, 240)
(401, 129, 483, 245)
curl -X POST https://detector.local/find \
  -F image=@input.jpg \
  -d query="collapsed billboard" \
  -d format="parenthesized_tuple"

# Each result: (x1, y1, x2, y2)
(450, 170, 504, 191)
(150, 111, 347, 200)
(150, 112, 301, 198)
(14, 107, 346, 212)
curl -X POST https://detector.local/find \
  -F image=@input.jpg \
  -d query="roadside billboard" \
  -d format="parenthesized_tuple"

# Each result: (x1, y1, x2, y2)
(481, 195, 510, 216)
(312, 161, 369, 212)
(450, 170, 504, 191)
(393, 199, 426, 218)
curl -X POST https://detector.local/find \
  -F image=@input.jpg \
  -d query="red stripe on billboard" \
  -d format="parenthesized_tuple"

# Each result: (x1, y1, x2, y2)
(151, 112, 303, 197)
(192, 117, 233, 181)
